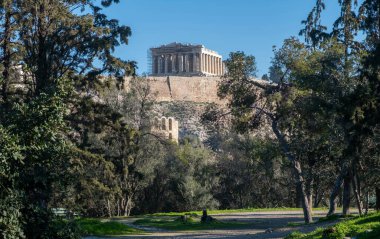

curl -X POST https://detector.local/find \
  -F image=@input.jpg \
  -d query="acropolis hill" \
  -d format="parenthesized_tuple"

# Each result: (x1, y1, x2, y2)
(126, 43, 228, 104)
(122, 43, 270, 140)
(124, 43, 268, 140)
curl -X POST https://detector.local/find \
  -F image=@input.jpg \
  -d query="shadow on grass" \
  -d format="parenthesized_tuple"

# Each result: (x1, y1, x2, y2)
(145, 207, 330, 217)
(133, 216, 248, 231)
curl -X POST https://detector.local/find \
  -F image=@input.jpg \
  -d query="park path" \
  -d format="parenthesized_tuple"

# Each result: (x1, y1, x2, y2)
(83, 210, 344, 239)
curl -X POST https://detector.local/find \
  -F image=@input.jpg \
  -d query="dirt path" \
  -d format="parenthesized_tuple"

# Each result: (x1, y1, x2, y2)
(83, 210, 342, 239)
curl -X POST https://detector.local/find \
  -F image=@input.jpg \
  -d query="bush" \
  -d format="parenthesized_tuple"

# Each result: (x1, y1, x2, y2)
(286, 213, 380, 239)
(47, 219, 81, 239)
(323, 224, 349, 239)
(76, 218, 141, 236)
(285, 231, 305, 239)
(0, 193, 24, 239)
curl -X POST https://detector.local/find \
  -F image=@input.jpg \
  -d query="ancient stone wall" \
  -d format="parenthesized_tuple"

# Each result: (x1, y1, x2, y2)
(152, 116, 179, 143)
(124, 76, 226, 104)
(123, 76, 272, 141)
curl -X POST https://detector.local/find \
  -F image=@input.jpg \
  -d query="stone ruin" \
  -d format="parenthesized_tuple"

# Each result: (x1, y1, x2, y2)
(150, 42, 224, 77)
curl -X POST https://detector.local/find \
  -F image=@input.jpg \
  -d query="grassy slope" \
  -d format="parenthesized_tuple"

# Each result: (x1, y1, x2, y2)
(285, 212, 380, 239)
(77, 218, 143, 236)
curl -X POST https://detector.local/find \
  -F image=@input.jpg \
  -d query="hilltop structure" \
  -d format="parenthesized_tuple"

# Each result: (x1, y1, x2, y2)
(152, 116, 179, 143)
(150, 43, 224, 76)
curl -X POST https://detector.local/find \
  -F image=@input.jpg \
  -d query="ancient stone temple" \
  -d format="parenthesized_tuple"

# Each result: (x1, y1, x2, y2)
(150, 43, 224, 76)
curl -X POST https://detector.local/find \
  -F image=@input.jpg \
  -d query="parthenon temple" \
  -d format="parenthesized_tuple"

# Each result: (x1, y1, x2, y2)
(150, 43, 224, 76)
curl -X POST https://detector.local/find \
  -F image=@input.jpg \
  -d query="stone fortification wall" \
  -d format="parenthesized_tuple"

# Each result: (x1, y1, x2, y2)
(125, 76, 225, 104)
(123, 76, 272, 141)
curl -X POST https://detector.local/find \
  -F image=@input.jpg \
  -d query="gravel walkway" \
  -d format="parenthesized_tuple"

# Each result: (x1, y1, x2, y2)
(83, 210, 344, 239)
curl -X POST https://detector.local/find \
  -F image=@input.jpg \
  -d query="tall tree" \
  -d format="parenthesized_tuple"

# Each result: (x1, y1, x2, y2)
(0, 0, 135, 237)
(17, 0, 135, 95)
(207, 51, 314, 223)
(302, 0, 365, 216)
(359, 0, 380, 211)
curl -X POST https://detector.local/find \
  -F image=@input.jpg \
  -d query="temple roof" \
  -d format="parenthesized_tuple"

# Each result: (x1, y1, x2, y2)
(151, 42, 203, 49)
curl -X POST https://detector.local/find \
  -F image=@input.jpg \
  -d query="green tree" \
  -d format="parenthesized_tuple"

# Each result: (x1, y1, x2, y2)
(302, 0, 368, 216)
(358, 0, 380, 211)
(0, 126, 24, 238)
(211, 51, 314, 223)
(0, 0, 134, 237)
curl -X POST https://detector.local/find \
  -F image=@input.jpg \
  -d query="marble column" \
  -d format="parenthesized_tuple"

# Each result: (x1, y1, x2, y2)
(217, 58, 220, 75)
(213, 56, 216, 75)
(215, 57, 218, 75)
(214, 56, 217, 75)
(157, 56, 161, 74)
(164, 55, 168, 74)
(178, 54, 183, 72)
(193, 53, 197, 73)
(205, 54, 208, 73)
(209, 55, 212, 74)
(211, 56, 215, 74)
(183, 54, 187, 72)
(183, 54, 186, 72)
(216, 57, 220, 75)
(220, 58, 223, 75)
(200, 53, 203, 72)
(171, 54, 176, 73)
(206, 54, 209, 73)
(208, 55, 211, 74)
(152, 56, 155, 74)
(185, 54, 189, 72)
(218, 57, 220, 75)
(219, 58, 222, 75)
(203, 54, 205, 73)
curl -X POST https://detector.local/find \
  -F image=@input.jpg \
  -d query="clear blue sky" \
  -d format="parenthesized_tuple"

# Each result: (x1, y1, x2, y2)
(100, 0, 352, 76)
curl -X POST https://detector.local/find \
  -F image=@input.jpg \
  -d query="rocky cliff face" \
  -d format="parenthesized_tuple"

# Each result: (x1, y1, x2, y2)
(125, 76, 226, 141)
(124, 76, 270, 142)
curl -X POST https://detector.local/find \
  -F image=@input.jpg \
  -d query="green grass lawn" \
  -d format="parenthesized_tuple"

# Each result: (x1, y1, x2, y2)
(133, 216, 248, 231)
(76, 218, 143, 236)
(287, 213, 356, 227)
(146, 207, 330, 217)
(285, 212, 380, 239)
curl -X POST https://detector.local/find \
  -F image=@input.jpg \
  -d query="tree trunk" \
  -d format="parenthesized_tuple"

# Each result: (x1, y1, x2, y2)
(120, 198, 127, 217)
(352, 171, 363, 216)
(35, 3, 50, 94)
(342, 174, 351, 216)
(294, 161, 313, 224)
(327, 172, 344, 216)
(306, 166, 314, 213)
(365, 191, 369, 215)
(376, 187, 380, 211)
(296, 183, 303, 208)
(106, 199, 112, 217)
(307, 194, 313, 212)
(125, 196, 133, 216)
(313, 179, 324, 208)
(1, 6, 12, 103)
(271, 119, 312, 223)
